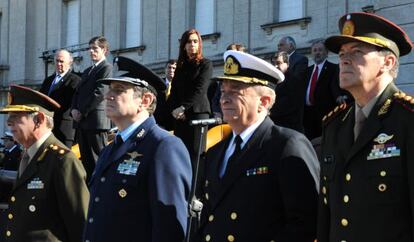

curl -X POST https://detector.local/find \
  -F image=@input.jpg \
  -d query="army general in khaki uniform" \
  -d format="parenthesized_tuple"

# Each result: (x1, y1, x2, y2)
(0, 85, 89, 242)
(318, 12, 414, 242)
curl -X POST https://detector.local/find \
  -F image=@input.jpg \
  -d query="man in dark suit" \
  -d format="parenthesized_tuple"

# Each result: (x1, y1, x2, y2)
(303, 40, 349, 140)
(195, 50, 319, 242)
(318, 12, 414, 242)
(270, 51, 307, 132)
(0, 85, 89, 242)
(277, 36, 309, 80)
(153, 59, 177, 130)
(39, 49, 81, 148)
(71, 36, 112, 180)
(83, 58, 192, 242)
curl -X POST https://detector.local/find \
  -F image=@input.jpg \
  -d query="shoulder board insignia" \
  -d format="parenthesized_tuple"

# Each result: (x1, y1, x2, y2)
(393, 91, 414, 112)
(49, 143, 69, 156)
(322, 103, 349, 125)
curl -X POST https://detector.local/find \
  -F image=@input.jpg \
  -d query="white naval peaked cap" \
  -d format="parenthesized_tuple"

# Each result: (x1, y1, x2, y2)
(213, 50, 284, 89)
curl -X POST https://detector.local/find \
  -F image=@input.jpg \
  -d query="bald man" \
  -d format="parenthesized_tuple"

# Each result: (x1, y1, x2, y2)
(40, 49, 81, 148)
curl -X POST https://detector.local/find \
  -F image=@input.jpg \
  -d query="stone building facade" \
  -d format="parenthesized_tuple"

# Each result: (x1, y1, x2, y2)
(0, 0, 413, 132)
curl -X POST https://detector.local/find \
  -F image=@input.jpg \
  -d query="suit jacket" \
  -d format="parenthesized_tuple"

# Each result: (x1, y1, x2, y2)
(303, 61, 343, 139)
(83, 116, 192, 242)
(167, 58, 213, 116)
(40, 72, 81, 143)
(71, 60, 112, 130)
(287, 51, 308, 80)
(3, 134, 89, 242)
(318, 83, 414, 242)
(270, 71, 307, 132)
(196, 117, 319, 242)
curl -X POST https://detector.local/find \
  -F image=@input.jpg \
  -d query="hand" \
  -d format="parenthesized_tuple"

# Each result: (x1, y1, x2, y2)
(71, 109, 82, 122)
(172, 106, 186, 120)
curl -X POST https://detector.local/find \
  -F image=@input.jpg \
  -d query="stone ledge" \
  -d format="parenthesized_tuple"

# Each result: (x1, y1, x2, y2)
(261, 17, 312, 35)
(111, 45, 146, 56)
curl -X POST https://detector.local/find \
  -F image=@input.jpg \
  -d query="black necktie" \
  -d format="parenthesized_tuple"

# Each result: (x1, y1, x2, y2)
(110, 135, 123, 154)
(88, 65, 96, 75)
(221, 135, 243, 177)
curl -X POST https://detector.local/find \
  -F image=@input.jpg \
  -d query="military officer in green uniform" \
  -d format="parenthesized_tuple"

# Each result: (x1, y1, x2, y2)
(0, 85, 89, 242)
(318, 12, 414, 242)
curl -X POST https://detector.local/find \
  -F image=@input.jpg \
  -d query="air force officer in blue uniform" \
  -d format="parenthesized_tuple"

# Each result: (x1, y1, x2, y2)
(83, 58, 192, 242)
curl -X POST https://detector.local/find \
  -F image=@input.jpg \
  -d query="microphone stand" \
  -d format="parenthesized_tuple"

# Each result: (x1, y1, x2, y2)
(185, 122, 208, 242)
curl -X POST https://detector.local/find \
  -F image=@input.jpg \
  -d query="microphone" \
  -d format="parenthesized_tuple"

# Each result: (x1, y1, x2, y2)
(190, 117, 223, 126)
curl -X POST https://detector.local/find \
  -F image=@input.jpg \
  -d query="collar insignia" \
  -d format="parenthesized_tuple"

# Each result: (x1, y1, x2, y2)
(136, 129, 145, 138)
(378, 98, 391, 115)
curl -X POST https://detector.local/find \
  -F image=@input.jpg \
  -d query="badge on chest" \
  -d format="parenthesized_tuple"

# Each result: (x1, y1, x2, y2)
(117, 151, 142, 176)
(367, 133, 400, 160)
(27, 177, 44, 190)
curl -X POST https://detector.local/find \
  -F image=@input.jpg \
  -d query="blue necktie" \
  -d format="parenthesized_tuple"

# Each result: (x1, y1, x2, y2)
(48, 74, 61, 95)
(219, 135, 243, 178)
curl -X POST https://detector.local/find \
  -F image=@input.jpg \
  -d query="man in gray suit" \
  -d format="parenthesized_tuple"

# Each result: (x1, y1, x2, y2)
(71, 36, 112, 180)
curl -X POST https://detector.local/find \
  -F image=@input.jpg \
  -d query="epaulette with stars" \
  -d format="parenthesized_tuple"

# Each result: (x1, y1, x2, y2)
(322, 103, 350, 126)
(38, 144, 70, 160)
(393, 91, 414, 112)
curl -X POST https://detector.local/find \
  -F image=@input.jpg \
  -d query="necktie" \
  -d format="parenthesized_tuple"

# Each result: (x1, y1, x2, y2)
(110, 135, 123, 154)
(308, 65, 319, 105)
(354, 108, 366, 141)
(166, 81, 172, 99)
(18, 151, 30, 177)
(219, 135, 243, 178)
(88, 64, 96, 75)
(48, 74, 61, 95)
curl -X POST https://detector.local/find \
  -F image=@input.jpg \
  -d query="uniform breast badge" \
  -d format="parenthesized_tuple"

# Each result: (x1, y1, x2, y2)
(117, 151, 142, 175)
(367, 133, 400, 160)
(246, 166, 269, 176)
(27, 177, 45, 189)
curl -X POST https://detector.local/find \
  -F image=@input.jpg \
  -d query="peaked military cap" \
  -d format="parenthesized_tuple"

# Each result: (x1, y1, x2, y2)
(1, 131, 13, 140)
(99, 56, 166, 96)
(325, 12, 413, 57)
(0, 85, 60, 117)
(213, 50, 284, 89)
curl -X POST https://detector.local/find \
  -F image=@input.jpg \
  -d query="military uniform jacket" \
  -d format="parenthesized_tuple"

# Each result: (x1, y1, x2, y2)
(197, 117, 319, 242)
(83, 116, 192, 242)
(318, 83, 414, 242)
(3, 134, 89, 242)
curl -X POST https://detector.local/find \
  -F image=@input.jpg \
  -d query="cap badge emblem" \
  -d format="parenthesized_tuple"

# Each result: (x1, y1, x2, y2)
(342, 19, 355, 36)
(7, 93, 13, 105)
(224, 56, 239, 75)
